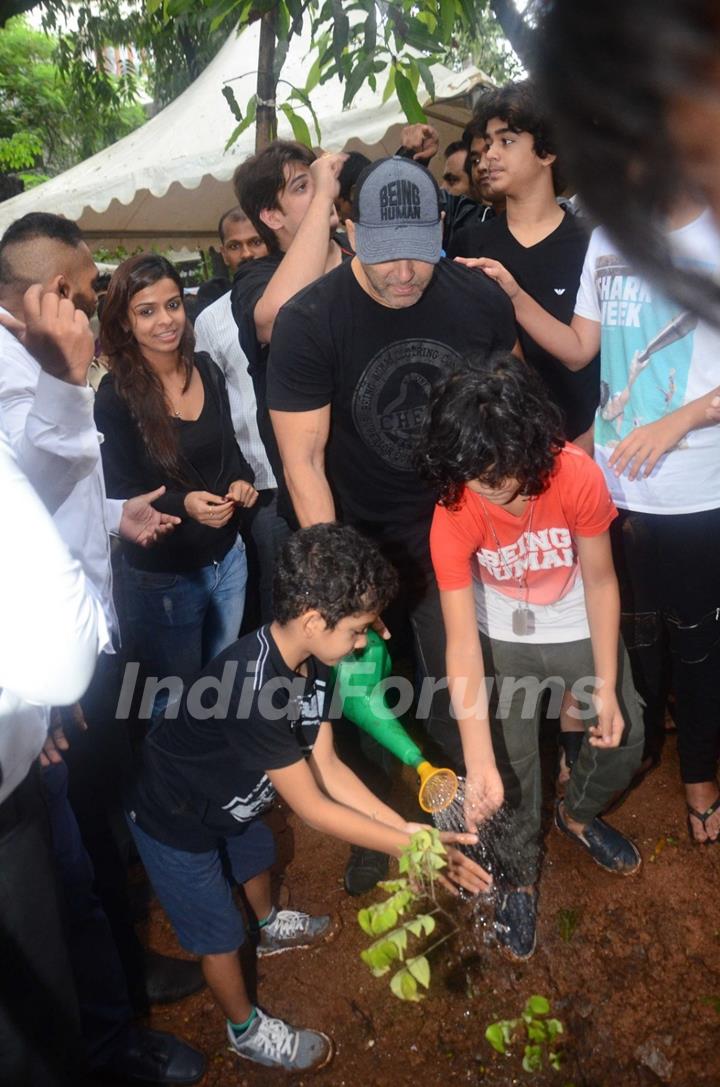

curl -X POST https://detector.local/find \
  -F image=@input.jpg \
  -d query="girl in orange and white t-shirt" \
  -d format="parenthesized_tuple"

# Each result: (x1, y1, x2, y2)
(419, 353, 644, 961)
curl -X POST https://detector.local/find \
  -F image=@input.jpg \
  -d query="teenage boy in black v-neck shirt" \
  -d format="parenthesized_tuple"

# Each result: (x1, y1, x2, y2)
(449, 81, 600, 447)
(126, 524, 490, 1076)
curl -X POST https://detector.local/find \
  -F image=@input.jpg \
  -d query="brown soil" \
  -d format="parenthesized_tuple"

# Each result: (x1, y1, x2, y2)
(138, 735, 720, 1087)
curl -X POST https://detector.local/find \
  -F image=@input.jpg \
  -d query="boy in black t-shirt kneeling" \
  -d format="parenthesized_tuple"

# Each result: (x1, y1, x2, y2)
(127, 524, 489, 1074)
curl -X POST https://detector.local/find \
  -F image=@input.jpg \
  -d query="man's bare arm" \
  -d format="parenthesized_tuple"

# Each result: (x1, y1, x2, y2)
(254, 153, 347, 344)
(270, 405, 335, 525)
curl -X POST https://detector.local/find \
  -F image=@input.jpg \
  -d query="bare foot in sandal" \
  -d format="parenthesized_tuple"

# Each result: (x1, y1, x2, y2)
(685, 782, 720, 844)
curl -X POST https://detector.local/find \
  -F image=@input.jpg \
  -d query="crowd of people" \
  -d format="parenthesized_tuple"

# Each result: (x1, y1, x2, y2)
(2, 9, 720, 1079)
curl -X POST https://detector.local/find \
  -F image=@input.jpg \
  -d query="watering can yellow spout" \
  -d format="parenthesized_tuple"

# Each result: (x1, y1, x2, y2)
(332, 631, 458, 815)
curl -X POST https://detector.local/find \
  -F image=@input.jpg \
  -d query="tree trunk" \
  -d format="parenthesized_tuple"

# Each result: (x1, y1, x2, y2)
(256, 7, 278, 151)
(488, 0, 537, 71)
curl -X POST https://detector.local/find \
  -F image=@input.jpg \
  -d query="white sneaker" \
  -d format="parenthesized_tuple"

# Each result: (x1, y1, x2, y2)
(227, 1008, 333, 1071)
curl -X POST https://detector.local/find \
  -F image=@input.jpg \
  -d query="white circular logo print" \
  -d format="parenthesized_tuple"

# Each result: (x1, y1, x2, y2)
(352, 339, 463, 471)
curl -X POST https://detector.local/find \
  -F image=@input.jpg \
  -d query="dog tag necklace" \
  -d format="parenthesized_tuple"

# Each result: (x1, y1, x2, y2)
(479, 496, 536, 636)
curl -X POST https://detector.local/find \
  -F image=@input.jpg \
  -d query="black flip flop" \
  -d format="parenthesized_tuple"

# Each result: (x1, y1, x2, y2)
(687, 794, 720, 845)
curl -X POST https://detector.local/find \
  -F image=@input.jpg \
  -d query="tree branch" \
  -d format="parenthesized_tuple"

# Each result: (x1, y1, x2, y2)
(488, 0, 536, 71)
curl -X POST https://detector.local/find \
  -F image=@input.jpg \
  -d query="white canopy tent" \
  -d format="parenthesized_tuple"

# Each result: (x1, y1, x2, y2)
(0, 24, 488, 250)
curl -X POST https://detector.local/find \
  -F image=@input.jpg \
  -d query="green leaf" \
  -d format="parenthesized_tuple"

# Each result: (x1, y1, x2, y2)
(363, 7, 377, 53)
(279, 102, 312, 147)
(420, 914, 436, 936)
(224, 96, 256, 150)
(439, 0, 456, 40)
(382, 66, 396, 105)
(370, 906, 397, 935)
(407, 955, 430, 989)
(485, 1023, 507, 1054)
(361, 938, 400, 976)
(331, 0, 350, 75)
(526, 1020, 547, 1043)
(386, 928, 408, 955)
(304, 53, 323, 95)
(398, 852, 409, 873)
(394, 69, 426, 124)
(410, 829, 433, 851)
(343, 55, 372, 109)
(390, 966, 422, 1002)
(221, 85, 243, 122)
(357, 908, 374, 936)
(288, 87, 322, 143)
(526, 995, 550, 1017)
(415, 59, 435, 103)
(522, 1044, 543, 1073)
(377, 879, 408, 893)
(549, 1050, 563, 1071)
(546, 1018, 564, 1040)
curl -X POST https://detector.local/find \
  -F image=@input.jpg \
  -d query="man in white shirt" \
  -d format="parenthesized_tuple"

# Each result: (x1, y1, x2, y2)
(195, 286, 289, 622)
(0, 214, 205, 1085)
(0, 422, 104, 1087)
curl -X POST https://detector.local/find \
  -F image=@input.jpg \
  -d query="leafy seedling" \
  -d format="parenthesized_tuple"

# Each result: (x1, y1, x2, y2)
(557, 908, 581, 943)
(485, 994, 565, 1073)
(357, 828, 457, 1001)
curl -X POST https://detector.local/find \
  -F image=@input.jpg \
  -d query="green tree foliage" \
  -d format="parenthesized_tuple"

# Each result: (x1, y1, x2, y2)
(448, 5, 525, 83)
(154, 0, 533, 150)
(41, 0, 236, 111)
(0, 15, 145, 184)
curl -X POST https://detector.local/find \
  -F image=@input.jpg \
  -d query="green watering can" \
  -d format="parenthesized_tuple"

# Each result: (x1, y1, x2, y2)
(331, 629, 458, 814)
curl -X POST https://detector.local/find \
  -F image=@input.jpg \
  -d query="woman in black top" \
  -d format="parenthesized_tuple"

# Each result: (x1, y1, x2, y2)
(95, 254, 258, 704)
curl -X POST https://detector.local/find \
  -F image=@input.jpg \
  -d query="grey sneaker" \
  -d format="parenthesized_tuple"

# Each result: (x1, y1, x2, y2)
(256, 908, 333, 956)
(227, 1009, 333, 1072)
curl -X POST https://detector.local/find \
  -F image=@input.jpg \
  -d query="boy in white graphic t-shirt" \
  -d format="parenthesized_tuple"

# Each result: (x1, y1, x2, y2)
(474, 194, 720, 847)
(421, 354, 644, 962)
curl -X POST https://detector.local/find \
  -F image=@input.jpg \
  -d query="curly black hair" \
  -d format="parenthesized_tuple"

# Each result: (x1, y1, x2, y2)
(417, 353, 565, 510)
(273, 523, 398, 628)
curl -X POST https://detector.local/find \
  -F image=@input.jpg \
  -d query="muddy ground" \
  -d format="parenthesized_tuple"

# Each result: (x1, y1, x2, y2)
(134, 733, 720, 1087)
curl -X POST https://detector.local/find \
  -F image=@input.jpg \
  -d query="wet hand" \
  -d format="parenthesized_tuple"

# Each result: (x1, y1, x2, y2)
(226, 480, 259, 508)
(439, 838, 493, 895)
(464, 768, 504, 832)
(184, 490, 234, 528)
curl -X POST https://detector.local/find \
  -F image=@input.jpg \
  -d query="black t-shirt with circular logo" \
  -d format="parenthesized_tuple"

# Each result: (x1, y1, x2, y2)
(267, 258, 516, 558)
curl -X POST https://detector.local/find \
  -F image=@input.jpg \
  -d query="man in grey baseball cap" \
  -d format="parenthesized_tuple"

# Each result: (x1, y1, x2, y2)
(350, 156, 443, 264)
(265, 155, 519, 894)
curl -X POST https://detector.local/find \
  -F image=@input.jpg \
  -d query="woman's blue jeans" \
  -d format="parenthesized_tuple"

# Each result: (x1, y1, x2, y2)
(122, 536, 247, 716)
